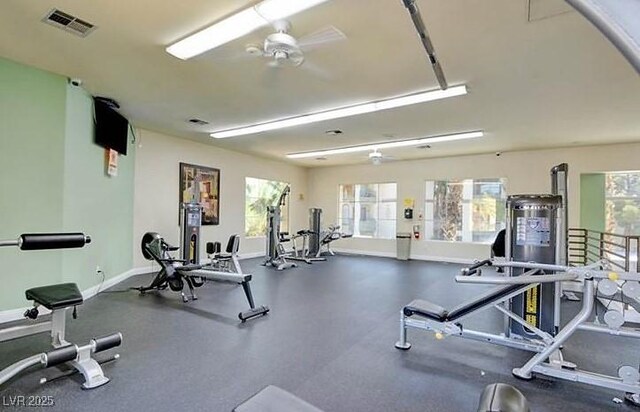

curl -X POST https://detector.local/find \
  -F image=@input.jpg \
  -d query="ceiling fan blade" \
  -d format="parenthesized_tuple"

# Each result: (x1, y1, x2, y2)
(297, 26, 346, 51)
(301, 61, 331, 80)
(262, 64, 281, 86)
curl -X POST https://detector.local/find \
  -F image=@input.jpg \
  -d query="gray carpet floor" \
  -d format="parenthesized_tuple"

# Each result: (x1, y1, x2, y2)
(1, 255, 637, 411)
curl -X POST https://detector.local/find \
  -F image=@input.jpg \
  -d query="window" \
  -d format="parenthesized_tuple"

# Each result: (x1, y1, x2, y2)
(425, 179, 506, 242)
(245, 177, 289, 237)
(605, 172, 640, 235)
(338, 183, 397, 239)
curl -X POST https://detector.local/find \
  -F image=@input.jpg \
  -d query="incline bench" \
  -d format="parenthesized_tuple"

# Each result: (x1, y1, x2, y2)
(396, 281, 535, 351)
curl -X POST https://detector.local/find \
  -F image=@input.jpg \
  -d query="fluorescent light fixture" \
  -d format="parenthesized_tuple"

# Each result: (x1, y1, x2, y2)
(211, 85, 468, 138)
(286, 131, 484, 159)
(166, 9, 267, 60)
(255, 0, 330, 21)
(166, 0, 330, 60)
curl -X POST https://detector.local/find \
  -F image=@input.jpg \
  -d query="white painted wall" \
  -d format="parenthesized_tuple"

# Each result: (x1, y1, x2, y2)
(308, 142, 640, 261)
(133, 129, 309, 267)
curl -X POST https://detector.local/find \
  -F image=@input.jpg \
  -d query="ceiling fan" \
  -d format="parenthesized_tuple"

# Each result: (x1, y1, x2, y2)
(368, 150, 395, 166)
(244, 20, 346, 68)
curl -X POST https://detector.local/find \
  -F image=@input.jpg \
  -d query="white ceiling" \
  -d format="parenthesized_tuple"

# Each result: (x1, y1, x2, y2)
(1, 0, 638, 167)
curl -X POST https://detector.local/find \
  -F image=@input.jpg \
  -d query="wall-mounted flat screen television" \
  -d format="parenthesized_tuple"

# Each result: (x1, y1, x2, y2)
(94, 97, 129, 155)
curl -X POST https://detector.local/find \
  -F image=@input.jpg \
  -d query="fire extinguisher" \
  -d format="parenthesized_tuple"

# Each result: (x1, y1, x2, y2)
(413, 225, 420, 240)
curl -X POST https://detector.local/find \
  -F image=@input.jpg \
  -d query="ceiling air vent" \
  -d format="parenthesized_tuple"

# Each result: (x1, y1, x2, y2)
(42, 9, 96, 37)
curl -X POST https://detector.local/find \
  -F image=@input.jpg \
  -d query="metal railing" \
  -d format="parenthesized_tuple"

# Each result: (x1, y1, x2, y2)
(569, 228, 640, 272)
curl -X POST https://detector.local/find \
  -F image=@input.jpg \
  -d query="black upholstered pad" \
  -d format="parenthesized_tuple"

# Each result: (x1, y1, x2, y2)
(403, 299, 448, 321)
(447, 284, 524, 321)
(477, 383, 530, 412)
(25, 283, 83, 310)
(178, 264, 203, 272)
(233, 385, 324, 412)
(404, 283, 525, 323)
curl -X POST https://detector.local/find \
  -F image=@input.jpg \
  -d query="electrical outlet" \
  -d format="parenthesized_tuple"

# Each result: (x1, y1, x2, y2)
(96, 265, 102, 275)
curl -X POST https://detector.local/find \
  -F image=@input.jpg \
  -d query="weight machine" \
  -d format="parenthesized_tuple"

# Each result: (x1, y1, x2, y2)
(396, 259, 640, 406)
(263, 186, 297, 271)
(0, 233, 122, 389)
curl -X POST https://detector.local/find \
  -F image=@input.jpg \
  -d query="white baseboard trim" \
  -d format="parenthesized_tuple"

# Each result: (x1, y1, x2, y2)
(332, 248, 479, 265)
(83, 267, 151, 300)
(238, 251, 264, 260)
(332, 248, 396, 259)
(0, 267, 151, 325)
(0, 307, 51, 325)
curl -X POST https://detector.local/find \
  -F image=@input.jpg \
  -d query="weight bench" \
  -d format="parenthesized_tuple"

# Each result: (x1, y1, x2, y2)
(233, 384, 529, 412)
(396, 281, 543, 352)
(0, 233, 122, 389)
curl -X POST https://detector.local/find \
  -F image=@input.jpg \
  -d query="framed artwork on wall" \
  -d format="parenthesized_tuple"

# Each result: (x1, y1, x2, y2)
(179, 162, 220, 225)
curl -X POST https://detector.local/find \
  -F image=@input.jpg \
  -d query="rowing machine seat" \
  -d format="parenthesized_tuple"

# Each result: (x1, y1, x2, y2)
(25, 283, 83, 310)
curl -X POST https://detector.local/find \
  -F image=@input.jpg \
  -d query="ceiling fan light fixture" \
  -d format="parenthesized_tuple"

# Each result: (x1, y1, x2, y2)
(211, 85, 468, 138)
(255, 0, 330, 22)
(286, 131, 483, 159)
(166, 8, 267, 59)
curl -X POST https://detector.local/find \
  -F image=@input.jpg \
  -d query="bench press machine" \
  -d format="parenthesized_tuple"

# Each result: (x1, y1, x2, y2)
(396, 259, 640, 406)
(0, 233, 122, 389)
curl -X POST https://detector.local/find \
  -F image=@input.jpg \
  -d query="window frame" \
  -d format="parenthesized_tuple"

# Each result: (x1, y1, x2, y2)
(603, 171, 640, 236)
(337, 181, 398, 240)
(245, 177, 290, 238)
(423, 177, 507, 244)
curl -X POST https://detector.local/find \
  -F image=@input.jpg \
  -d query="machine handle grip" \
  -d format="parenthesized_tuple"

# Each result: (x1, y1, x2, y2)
(461, 259, 492, 276)
(19, 233, 91, 250)
(42, 345, 78, 367)
(92, 333, 122, 353)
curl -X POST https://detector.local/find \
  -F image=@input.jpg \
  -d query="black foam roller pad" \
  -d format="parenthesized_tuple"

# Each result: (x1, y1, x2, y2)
(93, 333, 122, 353)
(44, 345, 78, 367)
(19, 233, 90, 250)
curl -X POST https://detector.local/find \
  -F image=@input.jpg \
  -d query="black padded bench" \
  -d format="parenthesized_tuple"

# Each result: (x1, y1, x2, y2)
(477, 383, 530, 412)
(25, 283, 83, 310)
(233, 386, 324, 412)
(403, 283, 525, 322)
(232, 384, 529, 412)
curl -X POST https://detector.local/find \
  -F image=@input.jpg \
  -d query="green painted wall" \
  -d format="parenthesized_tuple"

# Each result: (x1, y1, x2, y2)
(0, 57, 67, 311)
(0, 57, 135, 312)
(580, 173, 606, 232)
(61, 85, 135, 290)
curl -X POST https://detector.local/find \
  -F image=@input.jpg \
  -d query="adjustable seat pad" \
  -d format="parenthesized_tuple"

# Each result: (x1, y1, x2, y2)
(234, 386, 324, 412)
(477, 383, 530, 412)
(404, 283, 526, 322)
(25, 283, 83, 310)
(404, 299, 448, 321)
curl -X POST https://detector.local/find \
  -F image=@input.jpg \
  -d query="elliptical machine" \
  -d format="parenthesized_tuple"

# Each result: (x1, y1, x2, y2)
(263, 186, 296, 271)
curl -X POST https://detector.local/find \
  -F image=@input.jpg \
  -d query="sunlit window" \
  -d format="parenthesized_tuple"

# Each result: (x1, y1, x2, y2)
(245, 177, 289, 237)
(425, 179, 507, 242)
(338, 183, 397, 239)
